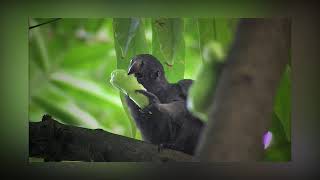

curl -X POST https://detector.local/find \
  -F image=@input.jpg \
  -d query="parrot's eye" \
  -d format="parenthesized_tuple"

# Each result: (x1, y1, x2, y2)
(156, 71, 160, 78)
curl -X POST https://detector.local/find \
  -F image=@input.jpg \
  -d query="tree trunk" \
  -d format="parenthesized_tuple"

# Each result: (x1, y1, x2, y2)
(196, 18, 290, 161)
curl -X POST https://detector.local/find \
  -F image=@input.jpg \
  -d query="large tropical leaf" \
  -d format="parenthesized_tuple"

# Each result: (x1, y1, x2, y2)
(198, 18, 238, 60)
(152, 18, 185, 83)
(189, 18, 237, 121)
(112, 18, 149, 138)
(29, 19, 50, 73)
(184, 18, 202, 79)
(214, 18, 238, 50)
(31, 84, 101, 129)
(273, 65, 291, 142)
(50, 71, 122, 107)
(198, 18, 216, 59)
(60, 43, 110, 69)
(264, 113, 291, 161)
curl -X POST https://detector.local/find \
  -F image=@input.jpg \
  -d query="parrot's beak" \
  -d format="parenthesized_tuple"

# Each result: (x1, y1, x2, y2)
(128, 61, 142, 75)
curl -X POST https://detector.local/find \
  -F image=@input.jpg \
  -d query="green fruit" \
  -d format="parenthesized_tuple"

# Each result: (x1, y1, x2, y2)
(187, 41, 225, 121)
(110, 69, 149, 109)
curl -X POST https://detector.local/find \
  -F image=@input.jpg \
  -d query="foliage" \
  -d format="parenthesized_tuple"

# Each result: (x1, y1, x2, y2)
(264, 113, 291, 161)
(152, 18, 185, 83)
(273, 65, 291, 142)
(113, 18, 149, 137)
(29, 18, 291, 161)
(29, 18, 130, 137)
(187, 18, 237, 121)
(187, 41, 226, 121)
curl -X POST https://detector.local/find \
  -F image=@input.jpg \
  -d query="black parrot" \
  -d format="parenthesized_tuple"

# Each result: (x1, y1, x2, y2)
(125, 54, 204, 155)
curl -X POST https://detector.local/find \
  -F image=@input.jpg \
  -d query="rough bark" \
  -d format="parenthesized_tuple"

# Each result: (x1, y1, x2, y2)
(29, 115, 193, 162)
(196, 18, 291, 161)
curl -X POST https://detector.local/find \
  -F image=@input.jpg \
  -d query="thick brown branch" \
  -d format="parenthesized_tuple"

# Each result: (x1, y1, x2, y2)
(29, 115, 193, 162)
(196, 18, 291, 161)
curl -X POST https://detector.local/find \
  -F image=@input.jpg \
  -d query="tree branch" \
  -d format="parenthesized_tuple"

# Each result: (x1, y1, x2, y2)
(196, 18, 291, 161)
(29, 115, 193, 162)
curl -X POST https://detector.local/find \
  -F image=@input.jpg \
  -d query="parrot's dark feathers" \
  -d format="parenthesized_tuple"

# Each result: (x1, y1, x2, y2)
(126, 54, 204, 155)
(177, 79, 194, 99)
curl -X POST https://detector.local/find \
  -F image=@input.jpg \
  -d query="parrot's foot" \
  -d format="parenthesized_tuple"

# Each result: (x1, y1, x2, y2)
(135, 90, 160, 114)
(135, 90, 160, 104)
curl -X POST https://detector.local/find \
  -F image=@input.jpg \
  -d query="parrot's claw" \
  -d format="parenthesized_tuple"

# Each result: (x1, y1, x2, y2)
(139, 105, 153, 115)
(138, 108, 152, 115)
(135, 90, 161, 114)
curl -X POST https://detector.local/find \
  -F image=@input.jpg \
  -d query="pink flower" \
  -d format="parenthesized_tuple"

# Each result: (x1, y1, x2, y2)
(263, 131, 273, 149)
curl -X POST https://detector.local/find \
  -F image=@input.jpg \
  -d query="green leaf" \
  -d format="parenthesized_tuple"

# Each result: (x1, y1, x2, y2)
(48, 71, 131, 136)
(214, 18, 238, 51)
(190, 18, 231, 121)
(152, 18, 181, 65)
(50, 19, 105, 53)
(112, 18, 149, 138)
(29, 19, 50, 73)
(273, 65, 291, 142)
(81, 19, 105, 32)
(198, 18, 238, 58)
(60, 43, 110, 69)
(187, 41, 225, 122)
(152, 18, 185, 83)
(31, 84, 101, 129)
(198, 18, 216, 61)
(144, 18, 153, 50)
(29, 100, 46, 122)
(113, 18, 148, 65)
(184, 18, 202, 79)
(264, 113, 291, 161)
(189, 18, 238, 121)
(50, 71, 122, 108)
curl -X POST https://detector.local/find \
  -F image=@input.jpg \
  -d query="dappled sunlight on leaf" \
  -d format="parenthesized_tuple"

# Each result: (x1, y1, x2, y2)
(29, 19, 50, 73)
(152, 18, 185, 83)
(50, 71, 122, 107)
(32, 84, 101, 129)
(113, 18, 149, 137)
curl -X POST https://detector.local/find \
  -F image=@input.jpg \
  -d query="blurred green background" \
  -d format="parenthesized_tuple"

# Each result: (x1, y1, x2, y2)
(28, 18, 290, 161)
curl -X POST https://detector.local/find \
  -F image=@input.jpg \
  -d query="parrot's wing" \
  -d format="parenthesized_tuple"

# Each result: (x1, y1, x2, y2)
(157, 101, 186, 119)
(177, 79, 194, 99)
(157, 101, 186, 139)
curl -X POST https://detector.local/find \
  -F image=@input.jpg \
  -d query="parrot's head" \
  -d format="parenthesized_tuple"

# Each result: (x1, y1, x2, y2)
(128, 54, 167, 91)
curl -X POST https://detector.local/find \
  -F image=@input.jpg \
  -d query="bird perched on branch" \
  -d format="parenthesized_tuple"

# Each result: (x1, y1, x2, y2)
(125, 54, 204, 155)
